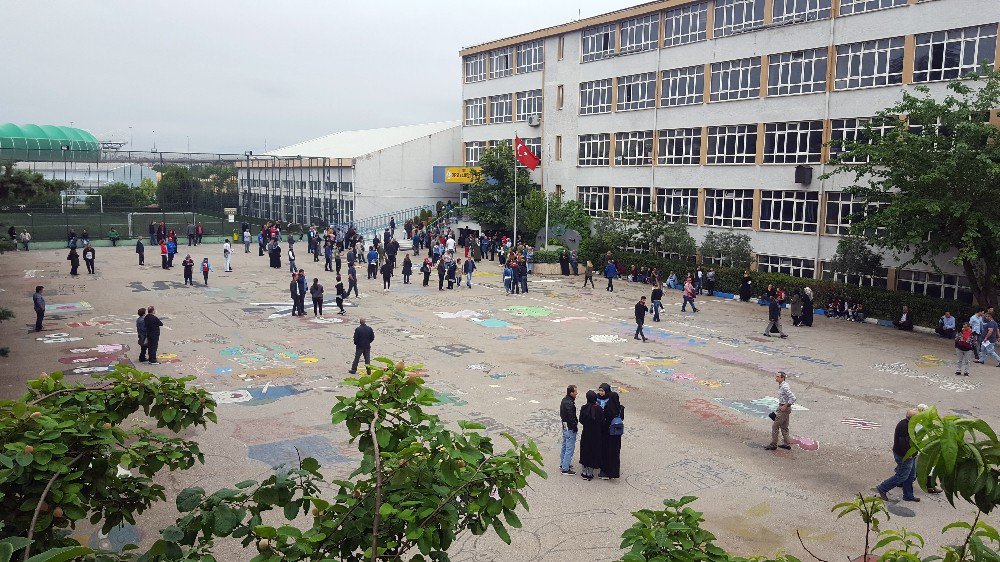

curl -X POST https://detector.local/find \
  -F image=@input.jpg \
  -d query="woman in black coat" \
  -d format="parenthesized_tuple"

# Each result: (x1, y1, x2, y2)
(67, 247, 80, 276)
(578, 390, 604, 481)
(801, 287, 815, 327)
(401, 254, 413, 284)
(597, 382, 622, 480)
(739, 271, 753, 302)
(559, 251, 571, 276)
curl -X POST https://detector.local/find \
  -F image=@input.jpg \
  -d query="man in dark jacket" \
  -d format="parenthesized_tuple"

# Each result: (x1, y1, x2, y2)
(763, 295, 788, 338)
(296, 269, 308, 316)
(32, 286, 45, 332)
(634, 296, 648, 342)
(875, 408, 920, 502)
(144, 305, 164, 364)
(651, 286, 663, 322)
(559, 385, 578, 475)
(290, 273, 301, 316)
(349, 317, 375, 375)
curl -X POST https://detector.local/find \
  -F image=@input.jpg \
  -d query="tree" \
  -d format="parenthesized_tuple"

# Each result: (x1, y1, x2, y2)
(468, 144, 537, 232)
(0, 169, 66, 206)
(823, 65, 1000, 306)
(137, 177, 157, 207)
(518, 191, 592, 244)
(827, 235, 884, 279)
(633, 211, 697, 259)
(699, 231, 753, 269)
(91, 182, 154, 210)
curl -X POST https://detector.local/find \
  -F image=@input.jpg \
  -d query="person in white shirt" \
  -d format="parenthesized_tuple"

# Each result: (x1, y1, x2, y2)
(223, 240, 232, 272)
(446, 236, 456, 254)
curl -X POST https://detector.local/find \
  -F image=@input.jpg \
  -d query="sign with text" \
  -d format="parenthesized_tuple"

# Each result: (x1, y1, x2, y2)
(433, 166, 481, 184)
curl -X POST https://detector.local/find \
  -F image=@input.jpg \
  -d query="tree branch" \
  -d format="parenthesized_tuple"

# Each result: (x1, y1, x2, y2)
(957, 510, 981, 562)
(796, 529, 831, 562)
(24, 453, 84, 561)
(28, 382, 115, 406)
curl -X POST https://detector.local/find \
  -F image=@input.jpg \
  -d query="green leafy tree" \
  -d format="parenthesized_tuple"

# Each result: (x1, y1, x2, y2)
(632, 211, 697, 259)
(137, 178, 157, 207)
(0, 168, 66, 205)
(0, 367, 216, 557)
(827, 235, 884, 279)
(518, 191, 591, 244)
(699, 231, 753, 269)
(823, 66, 1000, 306)
(91, 182, 154, 210)
(468, 144, 537, 232)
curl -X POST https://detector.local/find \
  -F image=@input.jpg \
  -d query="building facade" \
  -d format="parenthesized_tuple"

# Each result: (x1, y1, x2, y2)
(238, 121, 463, 227)
(461, 0, 1000, 303)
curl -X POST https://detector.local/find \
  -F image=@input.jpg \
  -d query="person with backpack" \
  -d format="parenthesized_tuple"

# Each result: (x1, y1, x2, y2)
(200, 258, 213, 285)
(182, 255, 195, 285)
(955, 321, 975, 376)
(603, 260, 617, 292)
(578, 390, 604, 481)
(596, 383, 623, 480)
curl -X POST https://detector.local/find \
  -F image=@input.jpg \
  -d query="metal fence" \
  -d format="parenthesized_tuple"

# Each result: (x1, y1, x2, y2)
(0, 207, 235, 244)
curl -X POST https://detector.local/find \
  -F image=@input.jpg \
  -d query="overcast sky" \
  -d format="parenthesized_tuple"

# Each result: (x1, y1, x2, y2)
(1, 1, 638, 154)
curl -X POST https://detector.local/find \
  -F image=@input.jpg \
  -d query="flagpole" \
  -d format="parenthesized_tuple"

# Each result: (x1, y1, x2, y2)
(512, 134, 517, 246)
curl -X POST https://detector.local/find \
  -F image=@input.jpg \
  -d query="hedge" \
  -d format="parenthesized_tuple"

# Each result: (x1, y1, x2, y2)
(577, 247, 978, 329)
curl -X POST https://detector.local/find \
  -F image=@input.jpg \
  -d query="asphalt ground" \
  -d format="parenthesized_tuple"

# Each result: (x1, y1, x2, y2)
(0, 243, 995, 560)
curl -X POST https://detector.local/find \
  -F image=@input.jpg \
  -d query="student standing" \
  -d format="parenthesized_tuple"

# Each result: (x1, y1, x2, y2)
(380, 261, 393, 292)
(349, 318, 375, 375)
(583, 261, 595, 288)
(597, 383, 623, 480)
(167, 238, 177, 268)
(200, 258, 213, 285)
(324, 244, 334, 272)
(32, 286, 45, 332)
(288, 246, 297, 274)
(144, 306, 163, 364)
(578, 390, 604, 481)
(182, 255, 195, 285)
(559, 385, 578, 475)
(310, 277, 324, 316)
(159, 240, 168, 269)
(651, 286, 663, 322)
(223, 240, 233, 272)
(603, 260, 617, 292)
(82, 244, 96, 274)
(463, 256, 476, 288)
(402, 254, 413, 284)
(296, 270, 308, 315)
(67, 247, 80, 276)
(136, 308, 149, 362)
(135, 239, 145, 265)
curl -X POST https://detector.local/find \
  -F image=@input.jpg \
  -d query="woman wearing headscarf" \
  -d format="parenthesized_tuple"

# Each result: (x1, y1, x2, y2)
(578, 390, 604, 481)
(739, 270, 753, 302)
(801, 287, 814, 327)
(597, 382, 623, 480)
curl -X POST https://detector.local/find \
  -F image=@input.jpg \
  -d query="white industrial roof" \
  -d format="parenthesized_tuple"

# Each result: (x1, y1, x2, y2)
(267, 121, 460, 159)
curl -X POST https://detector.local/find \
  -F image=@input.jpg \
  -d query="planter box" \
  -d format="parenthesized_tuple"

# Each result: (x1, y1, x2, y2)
(532, 263, 577, 276)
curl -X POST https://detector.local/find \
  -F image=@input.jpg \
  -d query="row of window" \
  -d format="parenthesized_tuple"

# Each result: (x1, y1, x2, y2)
(464, 40, 544, 83)
(239, 179, 354, 192)
(464, 90, 542, 126)
(240, 194, 355, 225)
(573, 24, 997, 115)
(572, 117, 884, 167)
(464, 138, 541, 167)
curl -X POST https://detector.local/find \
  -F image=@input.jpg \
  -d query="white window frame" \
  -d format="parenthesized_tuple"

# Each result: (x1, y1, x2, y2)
(763, 120, 824, 164)
(578, 186, 611, 216)
(464, 53, 487, 83)
(464, 98, 487, 126)
(704, 189, 754, 228)
(465, 142, 486, 167)
(661, 65, 705, 107)
(768, 48, 828, 96)
(580, 79, 613, 115)
(516, 39, 544, 74)
(839, 0, 907, 16)
(707, 124, 758, 165)
(759, 190, 820, 233)
(714, 0, 765, 37)
(835, 37, 905, 90)
(613, 187, 652, 215)
(582, 23, 616, 62)
(617, 72, 657, 111)
(656, 188, 699, 223)
(757, 254, 816, 279)
(772, 0, 831, 25)
(522, 137, 542, 163)
(823, 191, 888, 236)
(710, 57, 762, 102)
(578, 134, 611, 166)
(829, 117, 895, 164)
(514, 89, 543, 122)
(822, 267, 888, 288)
(657, 127, 702, 165)
(489, 94, 512, 124)
(489, 47, 514, 79)
(614, 130, 654, 166)
(896, 269, 973, 302)
(620, 14, 660, 54)
(664, 2, 709, 46)
(914, 24, 998, 83)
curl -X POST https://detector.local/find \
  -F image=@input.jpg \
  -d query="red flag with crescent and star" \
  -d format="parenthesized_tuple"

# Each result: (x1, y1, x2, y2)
(514, 135, 540, 171)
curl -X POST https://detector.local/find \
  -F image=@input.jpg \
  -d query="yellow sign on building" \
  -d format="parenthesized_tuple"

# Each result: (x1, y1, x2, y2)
(444, 167, 480, 183)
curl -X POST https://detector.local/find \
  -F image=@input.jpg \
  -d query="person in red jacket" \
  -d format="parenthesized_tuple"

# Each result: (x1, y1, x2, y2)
(159, 240, 168, 269)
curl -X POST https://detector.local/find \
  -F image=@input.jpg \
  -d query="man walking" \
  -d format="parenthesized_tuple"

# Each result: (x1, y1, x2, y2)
(559, 385, 578, 475)
(651, 285, 663, 322)
(763, 294, 788, 338)
(634, 296, 648, 342)
(970, 309, 985, 362)
(186, 223, 195, 246)
(979, 312, 1000, 366)
(604, 260, 617, 292)
(32, 286, 45, 332)
(765, 372, 795, 451)
(144, 306, 163, 365)
(875, 409, 921, 502)
(347, 263, 359, 298)
(349, 317, 375, 375)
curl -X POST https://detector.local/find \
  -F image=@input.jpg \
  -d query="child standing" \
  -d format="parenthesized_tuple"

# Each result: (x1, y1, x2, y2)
(201, 258, 213, 285)
(182, 255, 195, 285)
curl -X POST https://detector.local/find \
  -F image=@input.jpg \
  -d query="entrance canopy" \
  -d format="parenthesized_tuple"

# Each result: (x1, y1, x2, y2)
(0, 123, 100, 163)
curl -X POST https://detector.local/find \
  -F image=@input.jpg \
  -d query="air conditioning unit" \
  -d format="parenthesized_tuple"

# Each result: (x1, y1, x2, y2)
(527, 115, 542, 127)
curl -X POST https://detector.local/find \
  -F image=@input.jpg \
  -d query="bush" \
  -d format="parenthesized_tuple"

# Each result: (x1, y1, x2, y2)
(532, 249, 562, 263)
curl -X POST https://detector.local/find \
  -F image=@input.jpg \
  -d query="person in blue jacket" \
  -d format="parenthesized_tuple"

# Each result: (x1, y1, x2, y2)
(604, 260, 618, 292)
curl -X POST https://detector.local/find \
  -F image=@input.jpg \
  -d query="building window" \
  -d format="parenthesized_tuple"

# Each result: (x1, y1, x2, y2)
(489, 94, 512, 124)
(558, 35, 565, 60)
(578, 133, 611, 166)
(759, 190, 819, 232)
(620, 14, 659, 54)
(465, 141, 486, 166)
(839, 0, 907, 16)
(704, 189, 754, 228)
(824, 191, 887, 235)
(757, 254, 816, 279)
(490, 47, 514, 79)
(555, 136, 562, 161)
(578, 186, 611, 216)
(617, 72, 656, 111)
(464, 98, 486, 126)
(613, 187, 652, 215)
(763, 120, 824, 164)
(822, 267, 888, 288)
(772, 0, 831, 24)
(517, 39, 544, 73)
(557, 85, 564, 109)
(914, 25, 998, 83)
(657, 127, 702, 165)
(710, 57, 761, 102)
(656, 188, 699, 223)
(615, 131, 654, 166)
(464, 53, 487, 83)
(714, 0, 765, 38)
(768, 48, 828, 96)
(664, 2, 709, 46)
(580, 79, 613, 115)
(661, 65, 705, 107)
(707, 124, 758, 164)
(835, 37, 905, 90)
(896, 269, 973, 303)
(829, 117, 895, 164)
(515, 89, 543, 122)
(582, 23, 616, 62)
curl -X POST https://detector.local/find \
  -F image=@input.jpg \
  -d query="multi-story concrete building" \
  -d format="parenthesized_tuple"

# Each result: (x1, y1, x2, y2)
(238, 121, 462, 227)
(460, 0, 1000, 303)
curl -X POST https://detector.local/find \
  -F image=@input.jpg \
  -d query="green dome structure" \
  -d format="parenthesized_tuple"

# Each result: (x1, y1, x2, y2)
(0, 123, 100, 163)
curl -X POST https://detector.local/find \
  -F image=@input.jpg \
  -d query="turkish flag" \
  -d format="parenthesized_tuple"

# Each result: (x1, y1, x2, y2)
(514, 135, 540, 171)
